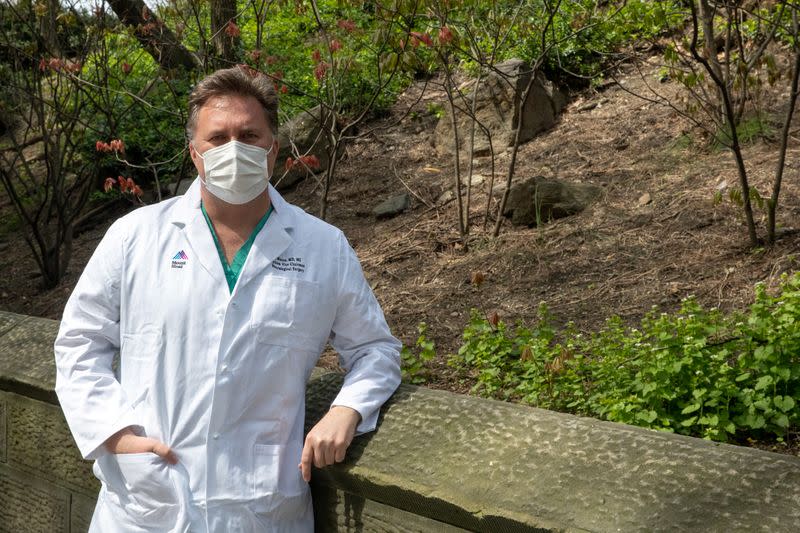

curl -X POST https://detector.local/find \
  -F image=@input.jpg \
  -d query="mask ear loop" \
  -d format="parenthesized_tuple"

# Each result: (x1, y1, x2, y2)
(190, 141, 206, 161)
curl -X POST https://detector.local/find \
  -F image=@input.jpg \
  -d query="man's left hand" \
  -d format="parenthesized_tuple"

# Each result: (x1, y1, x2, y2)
(299, 406, 361, 482)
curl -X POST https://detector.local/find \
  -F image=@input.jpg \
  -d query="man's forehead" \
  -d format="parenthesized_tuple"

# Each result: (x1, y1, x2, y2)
(197, 95, 268, 127)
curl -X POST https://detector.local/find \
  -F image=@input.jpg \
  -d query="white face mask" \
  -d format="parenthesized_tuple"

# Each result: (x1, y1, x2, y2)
(196, 140, 273, 205)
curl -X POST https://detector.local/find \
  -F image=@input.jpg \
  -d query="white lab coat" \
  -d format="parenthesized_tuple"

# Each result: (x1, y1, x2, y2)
(54, 179, 401, 532)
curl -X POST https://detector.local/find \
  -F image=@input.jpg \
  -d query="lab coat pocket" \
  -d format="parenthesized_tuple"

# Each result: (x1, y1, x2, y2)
(250, 277, 321, 350)
(253, 443, 306, 514)
(111, 452, 180, 526)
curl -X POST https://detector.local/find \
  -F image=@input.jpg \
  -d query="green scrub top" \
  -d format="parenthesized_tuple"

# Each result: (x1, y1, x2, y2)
(201, 202, 274, 293)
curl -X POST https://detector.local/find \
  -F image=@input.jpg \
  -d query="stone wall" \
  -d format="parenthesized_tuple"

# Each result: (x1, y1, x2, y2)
(0, 312, 98, 532)
(2, 309, 800, 532)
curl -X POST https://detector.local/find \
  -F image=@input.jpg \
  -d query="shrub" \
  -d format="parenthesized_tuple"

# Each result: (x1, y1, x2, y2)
(451, 274, 800, 443)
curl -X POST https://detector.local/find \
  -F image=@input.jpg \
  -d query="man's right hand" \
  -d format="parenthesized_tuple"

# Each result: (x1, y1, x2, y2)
(104, 427, 178, 464)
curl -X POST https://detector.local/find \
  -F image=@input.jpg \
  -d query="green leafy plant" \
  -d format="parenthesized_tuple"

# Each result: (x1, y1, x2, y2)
(401, 322, 436, 384)
(451, 274, 800, 444)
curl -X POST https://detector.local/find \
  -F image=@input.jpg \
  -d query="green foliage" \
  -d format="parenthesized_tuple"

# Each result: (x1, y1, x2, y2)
(401, 322, 436, 384)
(712, 114, 775, 150)
(238, 0, 412, 119)
(426, 102, 445, 119)
(452, 274, 800, 443)
(444, 0, 684, 80)
(84, 31, 190, 187)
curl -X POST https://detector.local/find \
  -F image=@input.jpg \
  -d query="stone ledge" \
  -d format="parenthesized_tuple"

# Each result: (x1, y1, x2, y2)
(0, 311, 59, 404)
(306, 372, 800, 532)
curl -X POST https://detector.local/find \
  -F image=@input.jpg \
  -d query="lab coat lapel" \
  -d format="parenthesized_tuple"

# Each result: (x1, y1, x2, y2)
(168, 179, 225, 285)
(233, 186, 293, 294)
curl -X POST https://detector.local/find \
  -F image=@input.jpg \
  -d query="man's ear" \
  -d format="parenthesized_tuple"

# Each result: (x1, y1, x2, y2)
(189, 142, 205, 177)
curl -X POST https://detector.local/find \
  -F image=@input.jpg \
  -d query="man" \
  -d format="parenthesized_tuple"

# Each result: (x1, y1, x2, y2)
(54, 66, 401, 532)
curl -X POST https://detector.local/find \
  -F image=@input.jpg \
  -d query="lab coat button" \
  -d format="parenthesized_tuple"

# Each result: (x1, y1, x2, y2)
(221, 364, 228, 372)
(213, 432, 220, 440)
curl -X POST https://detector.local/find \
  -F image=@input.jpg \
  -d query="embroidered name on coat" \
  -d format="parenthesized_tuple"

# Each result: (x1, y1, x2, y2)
(272, 256, 305, 273)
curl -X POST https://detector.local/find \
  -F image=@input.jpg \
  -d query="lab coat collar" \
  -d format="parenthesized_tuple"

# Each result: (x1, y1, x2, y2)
(167, 179, 295, 295)
(234, 184, 294, 294)
(168, 178, 225, 285)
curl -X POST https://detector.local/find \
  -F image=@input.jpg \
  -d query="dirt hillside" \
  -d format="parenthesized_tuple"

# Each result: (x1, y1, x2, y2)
(2, 55, 800, 397)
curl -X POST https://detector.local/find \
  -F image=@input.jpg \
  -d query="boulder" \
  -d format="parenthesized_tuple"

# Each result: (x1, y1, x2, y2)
(435, 59, 567, 157)
(373, 193, 410, 219)
(273, 106, 334, 191)
(503, 176, 601, 226)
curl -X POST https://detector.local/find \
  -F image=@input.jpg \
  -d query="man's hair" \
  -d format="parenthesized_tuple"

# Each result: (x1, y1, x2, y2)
(186, 65, 278, 140)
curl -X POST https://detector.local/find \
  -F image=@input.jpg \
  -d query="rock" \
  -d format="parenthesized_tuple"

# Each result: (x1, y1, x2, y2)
(373, 193, 410, 219)
(612, 138, 629, 151)
(437, 190, 455, 205)
(637, 192, 652, 207)
(273, 106, 338, 191)
(460, 173, 485, 186)
(502, 176, 601, 226)
(434, 59, 567, 157)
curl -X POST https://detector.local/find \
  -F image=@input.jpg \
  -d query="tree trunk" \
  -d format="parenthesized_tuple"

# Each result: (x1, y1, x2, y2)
(768, 22, 800, 244)
(211, 0, 239, 68)
(106, 0, 199, 71)
(40, 0, 60, 55)
(689, 1, 759, 246)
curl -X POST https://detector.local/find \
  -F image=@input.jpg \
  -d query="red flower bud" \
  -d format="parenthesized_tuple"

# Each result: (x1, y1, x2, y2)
(438, 26, 453, 45)
(300, 155, 320, 170)
(225, 21, 240, 38)
(337, 19, 356, 33)
(314, 62, 329, 82)
(410, 32, 433, 47)
(103, 177, 115, 193)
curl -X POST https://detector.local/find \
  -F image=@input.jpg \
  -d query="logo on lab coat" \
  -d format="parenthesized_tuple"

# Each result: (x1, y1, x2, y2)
(171, 250, 189, 269)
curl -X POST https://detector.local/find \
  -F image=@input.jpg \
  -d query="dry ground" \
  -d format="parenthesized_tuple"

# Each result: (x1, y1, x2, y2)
(2, 53, 800, 451)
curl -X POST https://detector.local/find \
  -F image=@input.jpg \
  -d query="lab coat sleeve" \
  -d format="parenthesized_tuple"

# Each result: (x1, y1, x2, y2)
(328, 231, 401, 435)
(54, 219, 141, 460)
